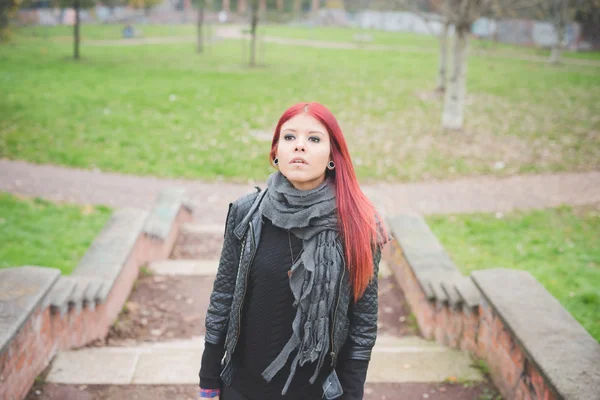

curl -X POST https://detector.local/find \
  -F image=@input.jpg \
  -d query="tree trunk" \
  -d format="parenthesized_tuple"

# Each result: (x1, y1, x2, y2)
(442, 26, 468, 131)
(197, 1, 204, 53)
(74, 0, 80, 60)
(293, 0, 300, 16)
(549, 0, 569, 64)
(549, 25, 564, 65)
(249, 1, 259, 67)
(549, 46, 561, 64)
(436, 21, 450, 92)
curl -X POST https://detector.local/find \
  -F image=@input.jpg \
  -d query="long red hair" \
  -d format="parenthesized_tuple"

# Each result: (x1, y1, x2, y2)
(269, 102, 386, 302)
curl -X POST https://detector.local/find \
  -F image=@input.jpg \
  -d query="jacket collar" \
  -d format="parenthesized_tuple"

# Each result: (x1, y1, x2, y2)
(233, 188, 268, 240)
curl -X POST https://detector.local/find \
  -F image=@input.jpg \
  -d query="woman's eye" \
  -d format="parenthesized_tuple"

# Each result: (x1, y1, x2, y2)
(309, 136, 320, 143)
(284, 134, 294, 140)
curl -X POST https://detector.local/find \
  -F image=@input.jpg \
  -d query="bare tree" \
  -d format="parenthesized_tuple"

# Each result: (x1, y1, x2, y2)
(129, 0, 162, 16)
(388, 0, 450, 90)
(439, 0, 536, 130)
(0, 0, 21, 42)
(249, 0, 259, 66)
(54, 0, 96, 59)
(532, 0, 600, 64)
(192, 0, 206, 53)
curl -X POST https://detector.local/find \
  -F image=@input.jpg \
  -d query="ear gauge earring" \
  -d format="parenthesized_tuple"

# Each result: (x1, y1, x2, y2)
(273, 158, 279, 166)
(327, 160, 335, 170)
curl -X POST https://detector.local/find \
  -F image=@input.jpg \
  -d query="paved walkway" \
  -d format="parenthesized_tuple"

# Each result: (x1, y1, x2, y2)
(1, 160, 599, 224)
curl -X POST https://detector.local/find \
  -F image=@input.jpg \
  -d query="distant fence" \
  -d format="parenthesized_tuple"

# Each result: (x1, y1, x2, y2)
(351, 11, 588, 50)
(15, 6, 599, 50)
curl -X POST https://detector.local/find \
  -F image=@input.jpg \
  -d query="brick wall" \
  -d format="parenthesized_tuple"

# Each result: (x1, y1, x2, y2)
(383, 239, 559, 400)
(0, 203, 192, 400)
(0, 307, 53, 400)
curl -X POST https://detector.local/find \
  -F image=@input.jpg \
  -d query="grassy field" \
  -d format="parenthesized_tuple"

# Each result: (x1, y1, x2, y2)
(1, 24, 599, 182)
(0, 193, 112, 274)
(426, 204, 600, 343)
(14, 23, 198, 40)
(15, 23, 600, 61)
(260, 24, 600, 61)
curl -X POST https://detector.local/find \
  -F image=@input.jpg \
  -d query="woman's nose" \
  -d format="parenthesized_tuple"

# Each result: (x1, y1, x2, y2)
(294, 141, 306, 152)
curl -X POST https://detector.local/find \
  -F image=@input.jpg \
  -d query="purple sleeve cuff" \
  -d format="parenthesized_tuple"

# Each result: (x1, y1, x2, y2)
(199, 388, 220, 398)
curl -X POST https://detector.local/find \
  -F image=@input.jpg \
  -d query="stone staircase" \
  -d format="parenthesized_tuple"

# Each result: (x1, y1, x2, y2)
(42, 209, 148, 316)
(40, 217, 493, 399)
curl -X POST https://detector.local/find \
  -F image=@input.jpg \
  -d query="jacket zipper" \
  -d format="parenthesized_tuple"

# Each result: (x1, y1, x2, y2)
(231, 222, 257, 353)
(222, 230, 248, 364)
(330, 243, 345, 367)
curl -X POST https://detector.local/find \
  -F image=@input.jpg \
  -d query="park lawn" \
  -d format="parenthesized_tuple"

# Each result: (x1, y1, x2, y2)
(14, 23, 198, 41)
(259, 24, 600, 61)
(0, 193, 112, 274)
(425, 204, 600, 343)
(0, 33, 599, 182)
(15, 23, 600, 62)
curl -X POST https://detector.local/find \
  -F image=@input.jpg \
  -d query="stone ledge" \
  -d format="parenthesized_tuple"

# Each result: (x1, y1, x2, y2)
(387, 214, 461, 304)
(453, 275, 481, 314)
(46, 276, 77, 317)
(72, 208, 148, 305)
(472, 268, 600, 400)
(0, 266, 61, 355)
(68, 277, 90, 315)
(143, 187, 190, 241)
(0, 188, 193, 400)
(439, 272, 463, 309)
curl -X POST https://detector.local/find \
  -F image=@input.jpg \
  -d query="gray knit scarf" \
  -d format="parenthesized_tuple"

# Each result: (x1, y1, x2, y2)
(259, 171, 342, 395)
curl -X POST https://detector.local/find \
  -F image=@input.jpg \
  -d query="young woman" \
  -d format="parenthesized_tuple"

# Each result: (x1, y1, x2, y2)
(198, 102, 388, 400)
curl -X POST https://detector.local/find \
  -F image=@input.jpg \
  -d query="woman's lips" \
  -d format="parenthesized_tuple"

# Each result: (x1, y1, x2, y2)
(290, 157, 308, 165)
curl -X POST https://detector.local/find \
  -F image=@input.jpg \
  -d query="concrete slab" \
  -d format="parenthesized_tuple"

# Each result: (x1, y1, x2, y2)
(149, 260, 218, 276)
(0, 266, 61, 354)
(367, 347, 483, 383)
(45, 336, 482, 385)
(46, 349, 138, 384)
(374, 335, 450, 352)
(132, 348, 204, 384)
(378, 260, 392, 278)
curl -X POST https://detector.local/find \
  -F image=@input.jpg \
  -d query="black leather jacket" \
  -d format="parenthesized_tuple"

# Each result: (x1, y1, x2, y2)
(204, 189, 381, 386)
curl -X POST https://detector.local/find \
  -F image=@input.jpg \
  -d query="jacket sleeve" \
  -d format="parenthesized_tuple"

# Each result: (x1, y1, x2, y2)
(204, 202, 241, 345)
(345, 244, 382, 360)
(336, 245, 382, 399)
(199, 342, 225, 390)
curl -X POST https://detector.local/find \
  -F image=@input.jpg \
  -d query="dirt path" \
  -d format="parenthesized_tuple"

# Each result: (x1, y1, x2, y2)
(2, 159, 599, 224)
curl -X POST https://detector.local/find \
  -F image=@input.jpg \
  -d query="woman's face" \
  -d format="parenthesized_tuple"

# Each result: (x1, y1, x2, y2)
(275, 113, 331, 191)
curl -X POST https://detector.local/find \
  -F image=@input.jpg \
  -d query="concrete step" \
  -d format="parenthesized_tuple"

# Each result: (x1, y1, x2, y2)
(171, 223, 224, 260)
(46, 336, 483, 385)
(46, 276, 77, 316)
(148, 260, 219, 276)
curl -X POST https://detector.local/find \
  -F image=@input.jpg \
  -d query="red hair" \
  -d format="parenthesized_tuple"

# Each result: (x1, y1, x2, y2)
(269, 102, 387, 302)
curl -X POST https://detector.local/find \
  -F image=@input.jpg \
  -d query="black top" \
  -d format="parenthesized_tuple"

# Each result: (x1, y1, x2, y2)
(200, 217, 369, 400)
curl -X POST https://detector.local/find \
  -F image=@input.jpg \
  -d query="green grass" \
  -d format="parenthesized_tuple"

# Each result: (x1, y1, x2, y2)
(425, 204, 600, 342)
(259, 24, 600, 61)
(14, 23, 198, 41)
(20, 23, 600, 61)
(0, 193, 112, 274)
(1, 25, 599, 182)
